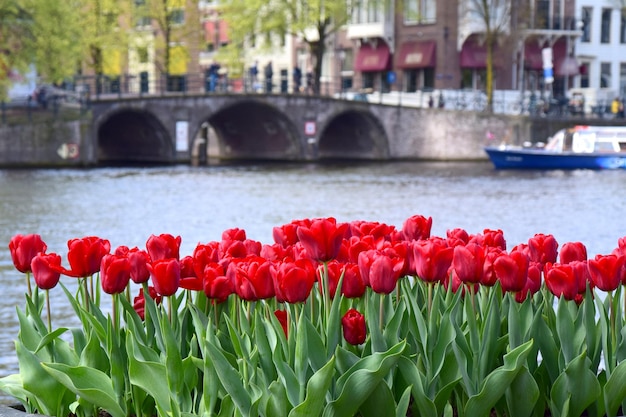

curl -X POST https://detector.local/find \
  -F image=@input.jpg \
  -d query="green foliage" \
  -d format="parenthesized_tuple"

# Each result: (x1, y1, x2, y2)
(5, 266, 626, 417)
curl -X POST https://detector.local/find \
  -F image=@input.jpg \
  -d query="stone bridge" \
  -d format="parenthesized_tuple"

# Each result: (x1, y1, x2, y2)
(89, 93, 516, 164)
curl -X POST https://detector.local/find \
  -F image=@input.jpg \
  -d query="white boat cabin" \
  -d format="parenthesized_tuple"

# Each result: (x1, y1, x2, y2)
(544, 126, 626, 154)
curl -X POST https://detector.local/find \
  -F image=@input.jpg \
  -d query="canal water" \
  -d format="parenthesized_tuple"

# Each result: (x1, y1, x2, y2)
(0, 161, 624, 387)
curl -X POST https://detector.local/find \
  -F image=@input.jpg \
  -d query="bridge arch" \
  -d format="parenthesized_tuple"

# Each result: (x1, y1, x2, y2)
(197, 100, 302, 160)
(97, 109, 173, 164)
(317, 109, 389, 160)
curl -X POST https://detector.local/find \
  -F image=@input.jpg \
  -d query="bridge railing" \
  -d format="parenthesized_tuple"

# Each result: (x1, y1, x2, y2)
(2, 71, 596, 124)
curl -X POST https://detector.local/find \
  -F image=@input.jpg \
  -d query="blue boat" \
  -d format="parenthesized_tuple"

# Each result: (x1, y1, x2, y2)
(485, 125, 626, 169)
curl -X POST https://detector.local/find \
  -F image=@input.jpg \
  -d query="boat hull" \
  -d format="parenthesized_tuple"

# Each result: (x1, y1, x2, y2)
(484, 147, 626, 170)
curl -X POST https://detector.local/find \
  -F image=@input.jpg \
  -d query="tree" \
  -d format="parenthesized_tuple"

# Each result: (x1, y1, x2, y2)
(219, 0, 358, 94)
(133, 0, 202, 90)
(77, 0, 130, 91)
(30, 0, 84, 84)
(461, 0, 511, 112)
(0, 0, 34, 99)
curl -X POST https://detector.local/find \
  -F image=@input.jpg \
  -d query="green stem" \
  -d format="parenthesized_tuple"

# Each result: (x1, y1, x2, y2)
(46, 289, 51, 332)
(112, 293, 118, 330)
(379, 293, 384, 332)
(428, 282, 433, 318)
(26, 271, 32, 297)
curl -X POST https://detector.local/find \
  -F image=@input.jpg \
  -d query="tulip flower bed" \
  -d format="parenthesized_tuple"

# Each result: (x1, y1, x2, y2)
(3, 215, 626, 417)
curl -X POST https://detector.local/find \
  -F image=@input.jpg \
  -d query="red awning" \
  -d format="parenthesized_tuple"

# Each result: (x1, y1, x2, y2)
(460, 40, 502, 69)
(553, 40, 579, 76)
(397, 41, 436, 69)
(524, 42, 543, 70)
(355, 43, 391, 72)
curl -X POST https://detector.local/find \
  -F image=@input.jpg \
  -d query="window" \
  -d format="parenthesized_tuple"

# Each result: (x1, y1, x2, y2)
(403, 0, 436, 24)
(352, 0, 382, 24)
(404, 68, 434, 92)
(581, 7, 591, 42)
(601, 62, 611, 88)
(621, 13, 626, 43)
(580, 63, 589, 88)
(170, 9, 185, 25)
(601, 8, 611, 44)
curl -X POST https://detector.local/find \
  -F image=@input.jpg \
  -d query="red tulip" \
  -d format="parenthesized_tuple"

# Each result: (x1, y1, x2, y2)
(147, 258, 180, 296)
(273, 259, 316, 303)
(296, 217, 349, 261)
(588, 254, 624, 292)
(65, 236, 111, 277)
(321, 260, 343, 297)
(179, 255, 203, 291)
(401, 215, 432, 241)
(192, 242, 220, 278)
(612, 237, 626, 284)
(100, 254, 131, 294)
(444, 266, 478, 295)
(228, 255, 274, 301)
(446, 228, 470, 247)
(544, 263, 578, 300)
(133, 286, 162, 320)
(481, 229, 507, 250)
(494, 249, 529, 293)
(9, 234, 47, 273)
(411, 237, 453, 283)
(559, 242, 588, 264)
(571, 260, 592, 296)
(342, 308, 366, 345)
(128, 248, 151, 284)
(358, 250, 401, 294)
(274, 310, 288, 337)
(203, 263, 233, 303)
(273, 223, 300, 248)
(31, 253, 62, 290)
(146, 233, 181, 262)
(515, 261, 542, 303)
(222, 227, 247, 242)
(452, 243, 485, 284)
(346, 236, 375, 263)
(482, 247, 504, 286)
(341, 262, 366, 298)
(114, 245, 130, 257)
(528, 233, 558, 266)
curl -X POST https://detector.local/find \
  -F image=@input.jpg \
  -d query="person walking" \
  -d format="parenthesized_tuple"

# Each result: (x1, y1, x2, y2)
(249, 61, 258, 91)
(293, 66, 302, 93)
(264, 61, 273, 93)
(611, 97, 620, 118)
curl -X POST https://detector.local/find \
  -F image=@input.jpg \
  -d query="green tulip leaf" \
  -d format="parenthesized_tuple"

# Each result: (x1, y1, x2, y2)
(550, 352, 600, 417)
(505, 366, 539, 417)
(126, 336, 172, 416)
(358, 379, 395, 417)
(323, 341, 405, 417)
(15, 340, 71, 417)
(465, 339, 534, 417)
(41, 362, 127, 417)
(304, 317, 327, 373)
(396, 356, 437, 417)
(603, 358, 626, 416)
(289, 356, 335, 417)
(272, 347, 300, 407)
(263, 380, 289, 417)
(395, 385, 413, 417)
(205, 339, 252, 416)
